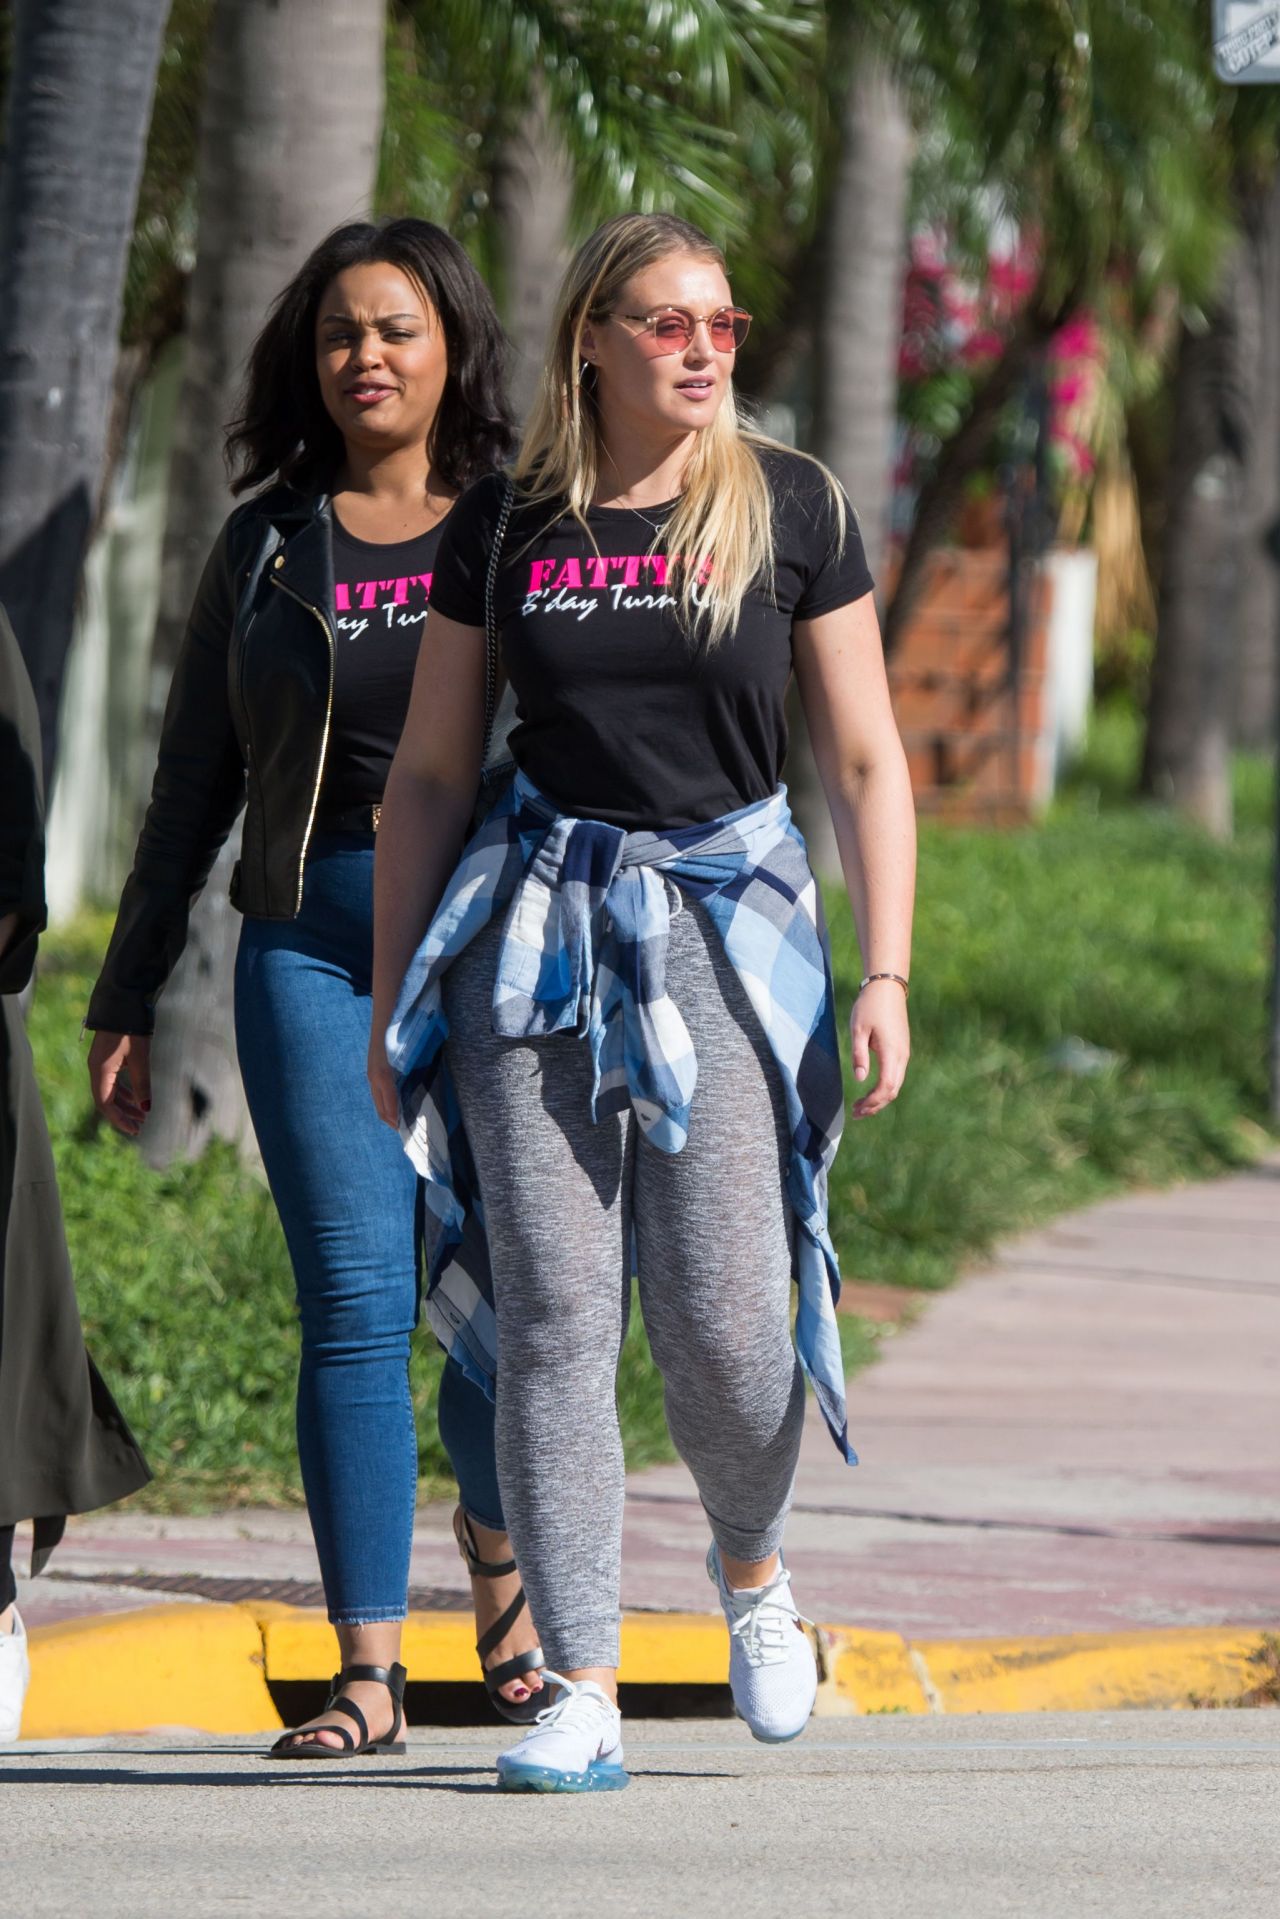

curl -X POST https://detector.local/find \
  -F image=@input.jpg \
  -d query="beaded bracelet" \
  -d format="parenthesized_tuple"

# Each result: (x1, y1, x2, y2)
(858, 972, 910, 999)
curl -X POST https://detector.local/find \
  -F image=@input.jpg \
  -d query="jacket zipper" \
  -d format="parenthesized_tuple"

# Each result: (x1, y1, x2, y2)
(269, 572, 335, 912)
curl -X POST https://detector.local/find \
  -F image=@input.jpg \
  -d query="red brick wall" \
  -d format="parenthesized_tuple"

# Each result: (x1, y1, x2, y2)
(886, 549, 1055, 823)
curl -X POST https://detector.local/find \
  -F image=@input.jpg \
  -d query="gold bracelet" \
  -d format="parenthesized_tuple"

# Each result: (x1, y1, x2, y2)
(859, 972, 909, 999)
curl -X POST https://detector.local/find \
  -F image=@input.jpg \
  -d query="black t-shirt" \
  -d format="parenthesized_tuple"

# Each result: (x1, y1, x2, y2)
(323, 514, 445, 810)
(428, 448, 874, 830)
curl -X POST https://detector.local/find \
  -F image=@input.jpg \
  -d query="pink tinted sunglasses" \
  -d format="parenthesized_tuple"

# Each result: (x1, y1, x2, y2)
(610, 305, 752, 356)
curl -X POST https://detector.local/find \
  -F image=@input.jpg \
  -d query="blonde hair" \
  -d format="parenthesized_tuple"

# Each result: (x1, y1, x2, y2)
(515, 212, 845, 649)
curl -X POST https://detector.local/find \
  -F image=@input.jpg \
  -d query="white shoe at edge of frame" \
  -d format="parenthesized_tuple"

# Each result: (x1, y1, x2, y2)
(495, 1670, 629, 1794)
(0, 1605, 31, 1744)
(708, 1543, 818, 1744)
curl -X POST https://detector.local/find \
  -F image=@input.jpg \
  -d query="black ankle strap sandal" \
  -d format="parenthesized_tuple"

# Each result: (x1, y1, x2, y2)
(267, 1661, 408, 1759)
(454, 1509, 546, 1726)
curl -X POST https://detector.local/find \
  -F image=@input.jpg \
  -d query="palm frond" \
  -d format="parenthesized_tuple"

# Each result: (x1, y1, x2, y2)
(379, 4, 481, 227)
(122, 0, 213, 350)
(407, 0, 823, 255)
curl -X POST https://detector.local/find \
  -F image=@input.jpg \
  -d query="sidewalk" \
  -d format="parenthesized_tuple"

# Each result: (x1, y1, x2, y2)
(15, 1159, 1280, 1725)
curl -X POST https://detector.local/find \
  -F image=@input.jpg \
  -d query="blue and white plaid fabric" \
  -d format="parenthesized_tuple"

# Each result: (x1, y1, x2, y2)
(387, 768, 856, 1463)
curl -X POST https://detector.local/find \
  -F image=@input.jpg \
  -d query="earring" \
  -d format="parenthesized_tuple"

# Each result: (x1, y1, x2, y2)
(577, 360, 590, 385)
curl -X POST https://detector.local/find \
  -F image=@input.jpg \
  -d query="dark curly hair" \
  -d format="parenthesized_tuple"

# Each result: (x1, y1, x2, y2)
(226, 218, 515, 496)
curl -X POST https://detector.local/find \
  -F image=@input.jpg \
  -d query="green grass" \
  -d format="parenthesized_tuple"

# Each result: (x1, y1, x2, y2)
(27, 703, 1274, 1508)
(824, 703, 1273, 1291)
(31, 920, 668, 1509)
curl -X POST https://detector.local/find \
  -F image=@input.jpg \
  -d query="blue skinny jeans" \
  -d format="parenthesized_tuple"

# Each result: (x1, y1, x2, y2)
(235, 832, 504, 1625)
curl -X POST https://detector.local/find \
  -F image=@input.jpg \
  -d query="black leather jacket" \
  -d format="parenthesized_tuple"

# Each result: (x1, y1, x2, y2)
(87, 486, 339, 1035)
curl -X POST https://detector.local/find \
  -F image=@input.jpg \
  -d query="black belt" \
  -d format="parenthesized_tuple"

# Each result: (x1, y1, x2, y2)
(314, 801, 382, 835)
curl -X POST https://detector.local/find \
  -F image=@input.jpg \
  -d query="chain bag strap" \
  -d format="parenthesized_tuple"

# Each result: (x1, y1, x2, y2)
(469, 477, 516, 833)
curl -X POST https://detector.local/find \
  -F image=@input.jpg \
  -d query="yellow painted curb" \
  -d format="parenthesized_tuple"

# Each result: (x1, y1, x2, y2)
(621, 1610, 729, 1685)
(215, 1604, 1280, 1715)
(21, 1605, 1279, 1737)
(254, 1605, 730, 1687)
(256, 1605, 482, 1685)
(24, 1603, 283, 1738)
(816, 1625, 931, 1716)
(909, 1627, 1276, 1714)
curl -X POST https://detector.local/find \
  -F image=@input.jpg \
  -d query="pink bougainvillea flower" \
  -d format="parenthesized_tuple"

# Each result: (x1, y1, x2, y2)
(1049, 371, 1089, 409)
(894, 222, 1109, 506)
(910, 229, 950, 274)
(1051, 314, 1100, 359)
(960, 327, 1007, 367)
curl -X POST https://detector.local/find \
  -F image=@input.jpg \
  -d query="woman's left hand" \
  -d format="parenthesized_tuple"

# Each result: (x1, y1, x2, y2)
(367, 1038, 401, 1131)
(849, 980, 910, 1118)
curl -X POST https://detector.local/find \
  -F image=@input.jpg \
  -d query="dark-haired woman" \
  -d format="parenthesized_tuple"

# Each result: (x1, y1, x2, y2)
(85, 219, 544, 1755)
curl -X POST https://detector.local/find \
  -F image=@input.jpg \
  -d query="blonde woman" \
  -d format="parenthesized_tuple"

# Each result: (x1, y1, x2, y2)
(370, 212, 916, 1792)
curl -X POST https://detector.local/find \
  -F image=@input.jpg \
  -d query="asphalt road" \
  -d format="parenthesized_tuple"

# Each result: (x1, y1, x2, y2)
(4, 1713, 1278, 1917)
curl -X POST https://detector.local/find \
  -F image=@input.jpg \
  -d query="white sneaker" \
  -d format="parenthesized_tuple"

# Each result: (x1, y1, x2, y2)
(496, 1671, 628, 1794)
(0, 1606, 31, 1744)
(708, 1544, 817, 1744)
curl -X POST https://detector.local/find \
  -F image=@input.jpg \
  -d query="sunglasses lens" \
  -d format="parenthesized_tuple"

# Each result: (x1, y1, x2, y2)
(653, 315, 692, 351)
(708, 310, 751, 351)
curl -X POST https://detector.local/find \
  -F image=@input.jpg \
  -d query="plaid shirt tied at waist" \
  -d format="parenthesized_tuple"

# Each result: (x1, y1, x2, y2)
(386, 768, 857, 1464)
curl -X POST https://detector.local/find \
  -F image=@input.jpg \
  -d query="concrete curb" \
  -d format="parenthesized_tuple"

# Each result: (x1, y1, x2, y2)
(23, 1606, 1279, 1738)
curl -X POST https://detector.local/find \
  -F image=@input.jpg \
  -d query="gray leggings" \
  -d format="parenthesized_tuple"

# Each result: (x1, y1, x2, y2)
(441, 898, 805, 1671)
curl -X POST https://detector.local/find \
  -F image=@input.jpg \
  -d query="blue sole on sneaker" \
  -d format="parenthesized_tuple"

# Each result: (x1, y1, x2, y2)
(497, 1759, 630, 1794)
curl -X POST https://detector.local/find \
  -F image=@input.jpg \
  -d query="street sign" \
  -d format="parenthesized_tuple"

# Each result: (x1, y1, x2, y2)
(1214, 3, 1280, 82)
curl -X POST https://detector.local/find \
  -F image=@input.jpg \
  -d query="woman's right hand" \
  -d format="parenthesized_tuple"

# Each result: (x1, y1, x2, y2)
(367, 1035, 400, 1131)
(88, 1031, 152, 1137)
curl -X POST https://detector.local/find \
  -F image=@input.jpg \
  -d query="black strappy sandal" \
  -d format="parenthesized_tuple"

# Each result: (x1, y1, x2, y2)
(267, 1661, 408, 1759)
(453, 1508, 546, 1725)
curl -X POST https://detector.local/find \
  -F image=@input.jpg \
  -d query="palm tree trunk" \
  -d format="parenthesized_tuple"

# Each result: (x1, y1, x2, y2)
(1139, 260, 1248, 837)
(0, 0, 171, 788)
(792, 50, 912, 877)
(45, 346, 183, 924)
(142, 0, 384, 1170)
(812, 54, 912, 585)
(491, 90, 573, 426)
(1233, 165, 1280, 749)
